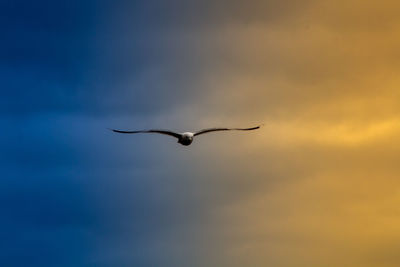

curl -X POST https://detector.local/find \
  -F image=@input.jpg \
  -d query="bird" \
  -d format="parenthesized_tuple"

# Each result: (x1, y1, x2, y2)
(110, 125, 262, 146)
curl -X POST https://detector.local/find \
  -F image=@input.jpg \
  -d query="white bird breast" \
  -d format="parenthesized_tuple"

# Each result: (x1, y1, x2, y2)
(182, 132, 194, 138)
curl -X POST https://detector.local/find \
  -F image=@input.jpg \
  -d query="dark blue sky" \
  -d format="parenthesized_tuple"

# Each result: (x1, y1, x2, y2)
(1, 0, 204, 117)
(1, 1, 218, 266)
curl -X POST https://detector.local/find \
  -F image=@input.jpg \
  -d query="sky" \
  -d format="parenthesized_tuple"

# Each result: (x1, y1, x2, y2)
(2, 0, 400, 266)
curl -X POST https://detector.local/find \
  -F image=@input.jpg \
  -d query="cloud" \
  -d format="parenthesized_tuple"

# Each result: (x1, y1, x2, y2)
(3, 0, 400, 266)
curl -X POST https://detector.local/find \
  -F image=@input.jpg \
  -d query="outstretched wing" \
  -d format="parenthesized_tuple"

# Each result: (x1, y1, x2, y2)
(194, 125, 261, 136)
(110, 129, 182, 139)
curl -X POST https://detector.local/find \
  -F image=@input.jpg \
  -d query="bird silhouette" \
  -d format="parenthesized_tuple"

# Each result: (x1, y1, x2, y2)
(110, 125, 262, 146)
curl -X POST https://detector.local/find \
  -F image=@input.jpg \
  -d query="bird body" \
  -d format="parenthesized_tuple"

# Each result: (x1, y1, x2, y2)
(110, 125, 261, 146)
(178, 132, 194, 146)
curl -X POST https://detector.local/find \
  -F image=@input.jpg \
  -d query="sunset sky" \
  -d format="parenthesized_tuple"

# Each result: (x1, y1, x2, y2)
(2, 0, 400, 266)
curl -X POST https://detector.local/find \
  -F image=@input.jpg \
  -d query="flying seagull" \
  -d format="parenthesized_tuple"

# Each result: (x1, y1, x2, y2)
(110, 125, 262, 146)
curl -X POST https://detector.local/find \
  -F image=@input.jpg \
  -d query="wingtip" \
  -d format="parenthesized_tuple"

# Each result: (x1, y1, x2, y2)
(252, 124, 264, 130)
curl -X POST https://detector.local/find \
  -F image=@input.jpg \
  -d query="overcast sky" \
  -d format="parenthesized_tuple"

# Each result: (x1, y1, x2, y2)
(2, 0, 400, 266)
